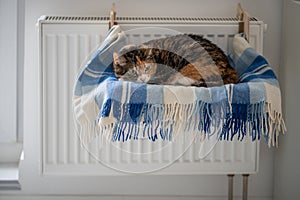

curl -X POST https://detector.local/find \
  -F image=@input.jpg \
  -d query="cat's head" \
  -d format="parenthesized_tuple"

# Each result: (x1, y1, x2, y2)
(113, 45, 157, 83)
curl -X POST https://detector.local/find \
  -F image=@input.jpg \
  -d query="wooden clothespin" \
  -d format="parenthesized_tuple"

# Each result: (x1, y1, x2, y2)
(237, 3, 250, 42)
(109, 3, 117, 29)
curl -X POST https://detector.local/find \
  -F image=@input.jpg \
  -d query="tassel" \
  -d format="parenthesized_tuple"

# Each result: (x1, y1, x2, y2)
(77, 94, 285, 148)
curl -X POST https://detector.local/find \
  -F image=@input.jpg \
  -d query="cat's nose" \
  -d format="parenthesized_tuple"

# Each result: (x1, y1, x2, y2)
(138, 75, 149, 82)
(137, 78, 145, 83)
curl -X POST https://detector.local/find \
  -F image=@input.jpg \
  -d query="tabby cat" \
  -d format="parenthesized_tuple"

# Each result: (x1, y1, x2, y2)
(113, 34, 238, 87)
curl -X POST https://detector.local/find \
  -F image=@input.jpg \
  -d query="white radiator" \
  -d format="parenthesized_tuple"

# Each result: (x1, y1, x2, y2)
(38, 16, 264, 175)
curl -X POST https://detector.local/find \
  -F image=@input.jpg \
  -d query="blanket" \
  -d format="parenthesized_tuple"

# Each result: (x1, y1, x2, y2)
(73, 25, 286, 147)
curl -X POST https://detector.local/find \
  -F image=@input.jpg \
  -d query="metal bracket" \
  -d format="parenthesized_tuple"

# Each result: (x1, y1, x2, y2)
(108, 3, 117, 29)
(237, 3, 250, 42)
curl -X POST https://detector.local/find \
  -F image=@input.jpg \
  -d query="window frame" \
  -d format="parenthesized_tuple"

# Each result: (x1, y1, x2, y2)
(0, 0, 24, 164)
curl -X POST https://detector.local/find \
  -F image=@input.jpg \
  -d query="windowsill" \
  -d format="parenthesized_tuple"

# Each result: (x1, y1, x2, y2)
(0, 143, 23, 163)
(0, 143, 23, 190)
(0, 163, 21, 190)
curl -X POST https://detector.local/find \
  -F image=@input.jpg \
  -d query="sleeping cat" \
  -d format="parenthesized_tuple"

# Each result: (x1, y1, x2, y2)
(113, 34, 239, 87)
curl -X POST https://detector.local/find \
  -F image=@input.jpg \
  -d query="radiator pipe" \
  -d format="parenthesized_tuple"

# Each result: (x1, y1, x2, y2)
(242, 174, 249, 200)
(228, 174, 234, 200)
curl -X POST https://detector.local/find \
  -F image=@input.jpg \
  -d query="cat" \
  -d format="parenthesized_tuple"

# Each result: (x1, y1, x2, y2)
(113, 34, 239, 87)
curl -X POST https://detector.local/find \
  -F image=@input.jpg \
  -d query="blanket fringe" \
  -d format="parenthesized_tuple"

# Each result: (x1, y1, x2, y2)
(76, 100, 286, 147)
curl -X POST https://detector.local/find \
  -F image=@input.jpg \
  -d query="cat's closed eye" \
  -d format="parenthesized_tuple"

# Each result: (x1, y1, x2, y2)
(145, 56, 153, 60)
(145, 65, 151, 71)
(128, 69, 137, 74)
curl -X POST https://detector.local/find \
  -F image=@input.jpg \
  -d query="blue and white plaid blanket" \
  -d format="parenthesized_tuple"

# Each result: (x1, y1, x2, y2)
(73, 25, 286, 147)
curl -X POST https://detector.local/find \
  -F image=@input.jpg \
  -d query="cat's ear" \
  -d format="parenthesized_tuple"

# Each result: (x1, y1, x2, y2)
(147, 47, 153, 55)
(113, 52, 119, 65)
(122, 44, 137, 52)
(139, 44, 148, 49)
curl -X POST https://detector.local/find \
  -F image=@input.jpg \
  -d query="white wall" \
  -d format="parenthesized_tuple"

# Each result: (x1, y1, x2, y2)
(274, 0, 300, 199)
(9, 0, 283, 199)
(0, 0, 18, 143)
(241, 0, 283, 75)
